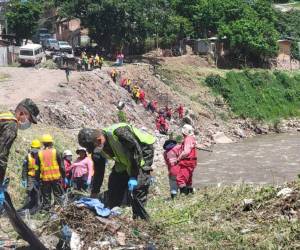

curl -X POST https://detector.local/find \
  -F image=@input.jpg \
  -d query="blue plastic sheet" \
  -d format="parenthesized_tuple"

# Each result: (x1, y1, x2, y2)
(75, 198, 111, 217)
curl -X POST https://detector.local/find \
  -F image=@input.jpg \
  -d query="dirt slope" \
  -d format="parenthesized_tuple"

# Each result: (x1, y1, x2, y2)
(0, 56, 249, 144)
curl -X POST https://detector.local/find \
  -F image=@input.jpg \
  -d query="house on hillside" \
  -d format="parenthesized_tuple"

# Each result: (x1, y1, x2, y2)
(276, 39, 299, 70)
(56, 18, 90, 47)
(278, 39, 292, 62)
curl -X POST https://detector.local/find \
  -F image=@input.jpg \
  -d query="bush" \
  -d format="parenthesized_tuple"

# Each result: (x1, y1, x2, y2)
(117, 111, 127, 123)
(40, 59, 58, 69)
(205, 70, 300, 121)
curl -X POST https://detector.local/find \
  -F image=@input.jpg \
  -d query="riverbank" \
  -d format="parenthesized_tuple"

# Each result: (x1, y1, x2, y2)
(145, 179, 300, 249)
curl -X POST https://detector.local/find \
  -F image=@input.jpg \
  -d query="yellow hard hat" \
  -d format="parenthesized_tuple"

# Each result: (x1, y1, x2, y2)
(31, 139, 41, 149)
(41, 134, 54, 143)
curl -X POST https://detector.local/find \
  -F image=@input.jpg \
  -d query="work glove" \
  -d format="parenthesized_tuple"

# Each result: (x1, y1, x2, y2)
(21, 180, 27, 188)
(84, 180, 91, 190)
(34, 180, 40, 189)
(0, 185, 5, 207)
(64, 178, 69, 186)
(128, 178, 138, 192)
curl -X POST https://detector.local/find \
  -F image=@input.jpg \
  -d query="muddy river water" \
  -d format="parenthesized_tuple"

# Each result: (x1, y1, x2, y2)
(194, 133, 300, 187)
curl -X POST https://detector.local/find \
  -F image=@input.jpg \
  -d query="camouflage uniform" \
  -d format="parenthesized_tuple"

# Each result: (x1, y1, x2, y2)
(0, 116, 18, 184)
(79, 125, 154, 217)
(0, 98, 39, 185)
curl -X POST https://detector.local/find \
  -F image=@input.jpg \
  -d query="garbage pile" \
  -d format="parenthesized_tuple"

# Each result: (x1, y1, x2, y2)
(232, 184, 300, 225)
(43, 201, 156, 250)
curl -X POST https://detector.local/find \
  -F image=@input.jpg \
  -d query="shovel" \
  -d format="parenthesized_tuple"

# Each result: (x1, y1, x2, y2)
(2, 179, 47, 250)
(130, 191, 150, 221)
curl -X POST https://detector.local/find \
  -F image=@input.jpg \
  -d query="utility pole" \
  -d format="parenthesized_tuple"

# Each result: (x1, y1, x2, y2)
(155, 1, 158, 52)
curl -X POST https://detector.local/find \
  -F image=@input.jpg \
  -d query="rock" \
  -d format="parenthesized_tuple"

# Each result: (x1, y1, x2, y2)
(254, 124, 268, 134)
(70, 232, 82, 250)
(212, 132, 233, 144)
(213, 122, 220, 127)
(240, 228, 251, 234)
(274, 121, 289, 133)
(242, 199, 254, 211)
(40, 235, 60, 250)
(182, 116, 193, 125)
(277, 188, 293, 198)
(116, 232, 126, 246)
(234, 128, 246, 138)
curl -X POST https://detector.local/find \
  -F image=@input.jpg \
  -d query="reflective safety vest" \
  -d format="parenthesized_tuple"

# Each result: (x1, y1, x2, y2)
(103, 123, 156, 174)
(28, 153, 39, 177)
(39, 148, 61, 181)
(0, 112, 17, 122)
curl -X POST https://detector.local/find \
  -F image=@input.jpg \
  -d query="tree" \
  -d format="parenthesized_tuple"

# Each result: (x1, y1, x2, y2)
(219, 17, 279, 63)
(187, 0, 279, 65)
(276, 10, 300, 60)
(58, 0, 190, 54)
(6, 0, 42, 45)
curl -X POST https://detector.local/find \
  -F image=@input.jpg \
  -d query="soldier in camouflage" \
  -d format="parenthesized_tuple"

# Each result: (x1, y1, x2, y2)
(0, 98, 40, 208)
(78, 123, 155, 219)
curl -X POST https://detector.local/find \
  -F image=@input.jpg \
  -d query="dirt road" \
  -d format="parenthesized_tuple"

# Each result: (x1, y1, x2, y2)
(0, 67, 80, 108)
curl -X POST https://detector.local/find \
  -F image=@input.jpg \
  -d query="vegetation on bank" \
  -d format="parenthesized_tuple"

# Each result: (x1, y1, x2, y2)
(205, 70, 300, 121)
(147, 180, 300, 249)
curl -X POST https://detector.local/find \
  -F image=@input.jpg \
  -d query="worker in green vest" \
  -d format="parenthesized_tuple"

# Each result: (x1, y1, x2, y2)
(0, 98, 40, 209)
(78, 123, 155, 219)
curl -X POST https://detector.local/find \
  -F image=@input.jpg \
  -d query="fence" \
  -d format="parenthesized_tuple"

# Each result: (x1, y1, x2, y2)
(0, 45, 19, 66)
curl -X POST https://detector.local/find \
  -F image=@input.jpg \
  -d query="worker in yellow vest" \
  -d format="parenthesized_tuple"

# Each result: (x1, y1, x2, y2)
(0, 98, 39, 209)
(37, 134, 65, 211)
(20, 139, 41, 213)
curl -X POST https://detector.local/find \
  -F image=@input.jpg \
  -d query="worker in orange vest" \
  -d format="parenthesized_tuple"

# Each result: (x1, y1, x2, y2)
(111, 68, 118, 83)
(37, 134, 65, 211)
(20, 139, 41, 213)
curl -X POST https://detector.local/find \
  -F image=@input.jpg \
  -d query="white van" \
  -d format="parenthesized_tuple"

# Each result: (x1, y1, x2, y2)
(18, 44, 44, 66)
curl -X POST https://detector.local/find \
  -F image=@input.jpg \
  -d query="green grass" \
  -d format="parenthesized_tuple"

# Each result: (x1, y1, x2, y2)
(205, 70, 300, 122)
(146, 179, 300, 249)
(290, 1, 300, 8)
(0, 73, 10, 81)
(6, 125, 78, 207)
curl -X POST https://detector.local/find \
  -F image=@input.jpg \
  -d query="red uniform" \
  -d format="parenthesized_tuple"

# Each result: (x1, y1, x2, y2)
(164, 145, 181, 177)
(121, 78, 127, 88)
(165, 106, 172, 120)
(177, 105, 184, 119)
(139, 89, 146, 107)
(176, 135, 197, 188)
(152, 100, 158, 112)
(156, 115, 169, 134)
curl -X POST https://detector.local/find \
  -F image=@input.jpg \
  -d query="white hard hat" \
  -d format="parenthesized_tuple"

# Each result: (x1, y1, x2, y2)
(117, 101, 125, 110)
(76, 147, 87, 154)
(63, 150, 73, 157)
(182, 124, 194, 136)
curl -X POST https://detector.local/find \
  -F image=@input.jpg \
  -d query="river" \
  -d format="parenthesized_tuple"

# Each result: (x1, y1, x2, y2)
(194, 133, 300, 187)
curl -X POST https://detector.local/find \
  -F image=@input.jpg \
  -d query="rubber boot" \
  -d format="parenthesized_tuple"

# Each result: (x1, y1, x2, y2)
(180, 187, 189, 195)
(187, 187, 194, 194)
